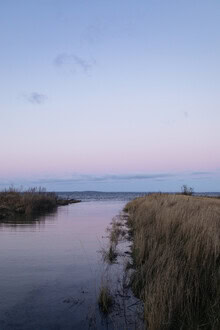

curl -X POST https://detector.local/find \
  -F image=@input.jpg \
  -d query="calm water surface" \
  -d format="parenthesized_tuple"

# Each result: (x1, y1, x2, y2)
(2, 191, 214, 329)
(0, 200, 127, 329)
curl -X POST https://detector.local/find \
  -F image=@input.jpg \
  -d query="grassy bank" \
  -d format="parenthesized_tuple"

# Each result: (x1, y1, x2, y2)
(124, 194, 220, 329)
(0, 188, 80, 220)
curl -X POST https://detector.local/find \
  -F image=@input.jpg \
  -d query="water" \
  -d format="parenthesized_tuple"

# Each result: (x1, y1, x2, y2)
(57, 191, 220, 202)
(57, 191, 148, 202)
(0, 196, 134, 329)
(1, 191, 219, 329)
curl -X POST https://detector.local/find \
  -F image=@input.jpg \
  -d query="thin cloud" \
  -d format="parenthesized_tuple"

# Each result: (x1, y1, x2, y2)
(27, 173, 175, 185)
(26, 92, 48, 105)
(184, 111, 189, 118)
(54, 53, 95, 73)
(81, 23, 104, 44)
(93, 174, 174, 182)
(191, 171, 213, 176)
(188, 171, 215, 181)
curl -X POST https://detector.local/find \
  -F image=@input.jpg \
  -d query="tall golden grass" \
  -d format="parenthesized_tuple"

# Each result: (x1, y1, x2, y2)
(124, 194, 220, 329)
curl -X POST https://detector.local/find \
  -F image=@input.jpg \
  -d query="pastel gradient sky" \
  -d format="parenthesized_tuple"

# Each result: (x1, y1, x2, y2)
(1, 0, 220, 191)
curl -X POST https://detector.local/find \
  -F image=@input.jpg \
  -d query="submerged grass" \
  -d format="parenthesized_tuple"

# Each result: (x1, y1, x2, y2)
(107, 216, 127, 245)
(100, 215, 128, 265)
(101, 244, 118, 264)
(98, 284, 114, 315)
(124, 193, 220, 329)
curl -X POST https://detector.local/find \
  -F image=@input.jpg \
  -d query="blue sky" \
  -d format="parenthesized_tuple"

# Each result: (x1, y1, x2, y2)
(0, 1, 220, 191)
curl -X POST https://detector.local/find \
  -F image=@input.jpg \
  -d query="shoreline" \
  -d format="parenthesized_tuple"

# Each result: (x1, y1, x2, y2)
(102, 193, 220, 329)
(0, 188, 81, 221)
(123, 193, 220, 329)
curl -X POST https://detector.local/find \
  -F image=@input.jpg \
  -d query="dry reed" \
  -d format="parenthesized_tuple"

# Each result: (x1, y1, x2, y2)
(98, 284, 114, 314)
(0, 187, 58, 219)
(124, 193, 220, 329)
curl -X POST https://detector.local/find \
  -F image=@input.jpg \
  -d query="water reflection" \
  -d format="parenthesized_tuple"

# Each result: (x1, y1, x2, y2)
(0, 201, 126, 329)
(0, 210, 57, 231)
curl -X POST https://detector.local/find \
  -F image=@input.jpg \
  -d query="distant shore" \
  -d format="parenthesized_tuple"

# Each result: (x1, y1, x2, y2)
(0, 188, 80, 220)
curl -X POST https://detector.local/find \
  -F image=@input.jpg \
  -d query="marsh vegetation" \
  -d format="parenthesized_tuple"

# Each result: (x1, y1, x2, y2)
(0, 187, 80, 220)
(123, 193, 220, 329)
(98, 284, 114, 315)
(98, 213, 144, 328)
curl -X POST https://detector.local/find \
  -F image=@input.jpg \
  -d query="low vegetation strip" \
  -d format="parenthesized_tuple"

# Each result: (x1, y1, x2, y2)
(124, 194, 220, 329)
(0, 188, 80, 220)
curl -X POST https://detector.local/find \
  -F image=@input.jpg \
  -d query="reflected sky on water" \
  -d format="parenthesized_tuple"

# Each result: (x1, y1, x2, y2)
(0, 200, 127, 329)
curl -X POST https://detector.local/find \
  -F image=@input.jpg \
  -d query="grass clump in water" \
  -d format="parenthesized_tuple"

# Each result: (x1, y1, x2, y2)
(98, 285, 114, 315)
(101, 215, 127, 264)
(101, 244, 118, 264)
(107, 216, 126, 245)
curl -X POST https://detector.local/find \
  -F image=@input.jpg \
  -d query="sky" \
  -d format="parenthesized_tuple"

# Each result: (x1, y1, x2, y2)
(0, 0, 220, 191)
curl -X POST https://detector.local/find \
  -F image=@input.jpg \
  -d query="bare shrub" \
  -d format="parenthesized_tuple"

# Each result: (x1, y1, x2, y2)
(181, 184, 194, 196)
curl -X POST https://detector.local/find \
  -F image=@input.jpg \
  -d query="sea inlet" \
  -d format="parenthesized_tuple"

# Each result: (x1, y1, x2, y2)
(0, 192, 145, 329)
